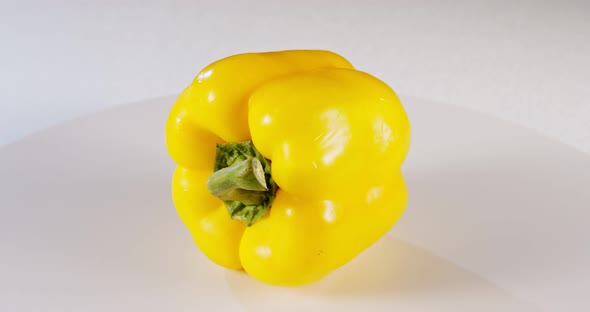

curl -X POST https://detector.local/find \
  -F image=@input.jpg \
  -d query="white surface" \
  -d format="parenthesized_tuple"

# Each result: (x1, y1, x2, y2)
(1, 96, 589, 311)
(1, 0, 589, 153)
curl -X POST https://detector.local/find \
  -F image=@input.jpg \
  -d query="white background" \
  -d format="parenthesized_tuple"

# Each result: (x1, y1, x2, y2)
(1, 0, 589, 153)
(2, 1, 590, 310)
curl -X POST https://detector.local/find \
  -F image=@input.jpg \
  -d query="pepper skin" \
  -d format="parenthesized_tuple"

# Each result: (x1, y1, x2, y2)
(166, 50, 410, 286)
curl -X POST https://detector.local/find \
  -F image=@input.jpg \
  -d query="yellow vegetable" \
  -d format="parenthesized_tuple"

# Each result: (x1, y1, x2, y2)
(166, 50, 410, 286)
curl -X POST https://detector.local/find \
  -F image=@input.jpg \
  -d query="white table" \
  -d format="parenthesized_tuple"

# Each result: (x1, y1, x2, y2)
(1, 96, 588, 311)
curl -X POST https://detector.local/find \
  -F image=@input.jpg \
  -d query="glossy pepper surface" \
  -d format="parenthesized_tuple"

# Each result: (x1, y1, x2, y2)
(166, 50, 410, 286)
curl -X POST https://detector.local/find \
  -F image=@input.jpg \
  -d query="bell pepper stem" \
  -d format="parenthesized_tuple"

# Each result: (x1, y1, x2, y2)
(206, 158, 268, 204)
(207, 141, 278, 226)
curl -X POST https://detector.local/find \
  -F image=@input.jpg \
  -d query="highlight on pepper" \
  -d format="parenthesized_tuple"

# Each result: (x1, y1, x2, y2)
(165, 50, 410, 286)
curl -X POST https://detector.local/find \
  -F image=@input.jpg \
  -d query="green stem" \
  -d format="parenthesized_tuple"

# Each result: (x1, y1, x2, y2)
(206, 141, 278, 226)
(206, 158, 268, 205)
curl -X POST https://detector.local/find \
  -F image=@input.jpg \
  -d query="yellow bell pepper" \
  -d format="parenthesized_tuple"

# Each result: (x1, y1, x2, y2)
(166, 50, 410, 286)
